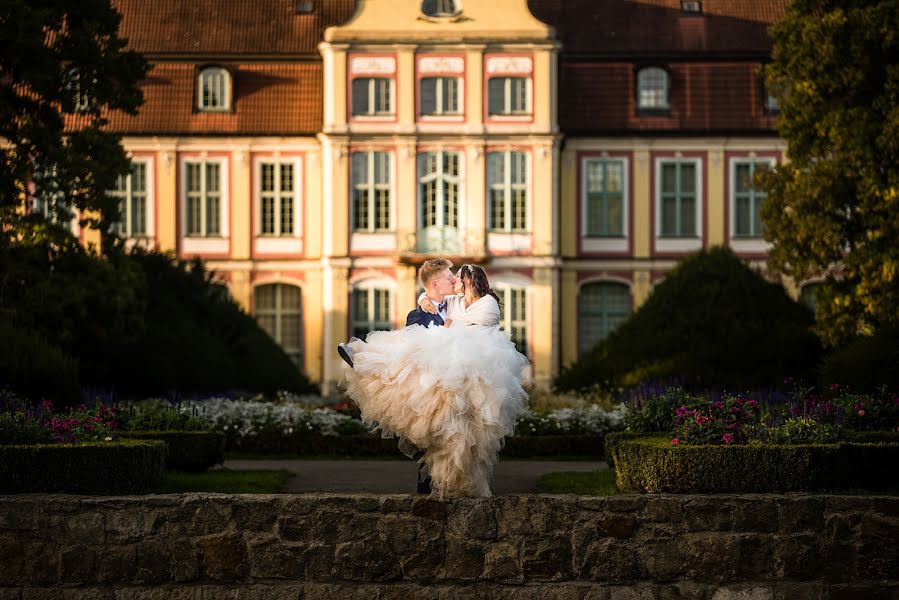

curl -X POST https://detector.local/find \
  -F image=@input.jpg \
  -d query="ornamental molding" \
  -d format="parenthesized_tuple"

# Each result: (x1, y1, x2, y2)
(485, 56, 532, 75)
(417, 57, 465, 74)
(350, 56, 396, 75)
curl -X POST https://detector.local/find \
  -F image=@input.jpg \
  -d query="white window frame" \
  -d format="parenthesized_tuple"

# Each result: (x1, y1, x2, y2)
(253, 282, 304, 369)
(417, 150, 465, 254)
(351, 77, 394, 117)
(487, 76, 532, 117)
(31, 167, 79, 235)
(494, 282, 529, 358)
(197, 67, 231, 112)
(654, 157, 703, 253)
(254, 156, 304, 255)
(419, 76, 463, 117)
(487, 150, 529, 233)
(180, 157, 229, 254)
(637, 67, 669, 110)
(578, 280, 632, 357)
(350, 279, 395, 338)
(729, 156, 775, 254)
(110, 158, 155, 241)
(581, 157, 629, 253)
(351, 151, 393, 233)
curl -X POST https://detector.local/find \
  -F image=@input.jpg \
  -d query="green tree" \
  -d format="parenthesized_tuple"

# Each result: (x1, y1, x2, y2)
(762, 0, 899, 345)
(0, 0, 148, 242)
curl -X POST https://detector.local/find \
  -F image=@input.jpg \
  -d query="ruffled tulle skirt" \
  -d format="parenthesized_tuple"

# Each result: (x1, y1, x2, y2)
(341, 324, 529, 498)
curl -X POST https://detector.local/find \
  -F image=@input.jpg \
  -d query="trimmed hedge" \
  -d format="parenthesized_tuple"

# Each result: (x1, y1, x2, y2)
(603, 431, 667, 468)
(0, 439, 165, 494)
(613, 437, 899, 494)
(226, 433, 606, 458)
(120, 431, 224, 472)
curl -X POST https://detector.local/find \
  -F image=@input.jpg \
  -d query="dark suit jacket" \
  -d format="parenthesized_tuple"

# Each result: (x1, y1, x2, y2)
(406, 306, 444, 328)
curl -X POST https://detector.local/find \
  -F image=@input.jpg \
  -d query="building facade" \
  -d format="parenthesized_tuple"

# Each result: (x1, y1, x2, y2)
(82, 0, 793, 392)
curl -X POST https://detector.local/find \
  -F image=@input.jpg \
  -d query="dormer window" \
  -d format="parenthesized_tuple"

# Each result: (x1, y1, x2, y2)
(67, 69, 92, 113)
(680, 1, 702, 13)
(637, 67, 669, 111)
(197, 66, 231, 111)
(422, 0, 460, 17)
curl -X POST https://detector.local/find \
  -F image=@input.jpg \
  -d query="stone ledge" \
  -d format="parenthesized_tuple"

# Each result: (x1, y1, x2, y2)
(1, 494, 897, 593)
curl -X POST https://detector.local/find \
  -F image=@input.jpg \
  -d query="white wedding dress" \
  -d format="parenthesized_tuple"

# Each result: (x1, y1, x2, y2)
(341, 294, 529, 498)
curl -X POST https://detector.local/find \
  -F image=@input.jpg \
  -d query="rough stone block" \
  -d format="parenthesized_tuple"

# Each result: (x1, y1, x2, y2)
(683, 533, 740, 582)
(658, 581, 709, 600)
(777, 498, 824, 534)
(520, 534, 572, 581)
(772, 533, 821, 579)
(709, 588, 772, 600)
(482, 541, 521, 581)
(59, 545, 96, 584)
(640, 498, 684, 523)
(247, 537, 305, 579)
(683, 499, 733, 532)
(96, 545, 137, 584)
(448, 500, 498, 540)
(575, 539, 642, 582)
(772, 583, 826, 600)
(444, 535, 486, 580)
(232, 498, 279, 533)
(200, 533, 248, 581)
(334, 534, 402, 581)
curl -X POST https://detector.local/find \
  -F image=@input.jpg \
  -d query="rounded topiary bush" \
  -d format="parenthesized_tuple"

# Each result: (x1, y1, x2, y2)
(820, 329, 899, 392)
(556, 246, 822, 391)
(0, 319, 81, 406)
(120, 431, 224, 472)
(0, 439, 165, 494)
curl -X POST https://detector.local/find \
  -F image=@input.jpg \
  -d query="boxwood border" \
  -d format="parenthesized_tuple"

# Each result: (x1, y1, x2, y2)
(120, 431, 225, 472)
(0, 439, 165, 494)
(613, 436, 899, 493)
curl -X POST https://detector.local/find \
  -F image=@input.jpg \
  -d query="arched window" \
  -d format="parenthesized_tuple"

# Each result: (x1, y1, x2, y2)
(254, 283, 304, 368)
(197, 66, 231, 111)
(637, 67, 669, 110)
(422, 0, 460, 17)
(578, 282, 632, 356)
(351, 286, 392, 339)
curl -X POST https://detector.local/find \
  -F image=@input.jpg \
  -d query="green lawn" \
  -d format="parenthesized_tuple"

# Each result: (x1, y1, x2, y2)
(537, 469, 619, 496)
(154, 469, 294, 493)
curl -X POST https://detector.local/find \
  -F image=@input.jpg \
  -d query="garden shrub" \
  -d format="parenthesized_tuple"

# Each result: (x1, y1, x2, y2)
(0, 319, 81, 405)
(555, 247, 821, 391)
(0, 410, 52, 445)
(624, 386, 697, 433)
(0, 439, 165, 494)
(120, 431, 224, 471)
(613, 437, 899, 493)
(820, 329, 899, 392)
(603, 431, 667, 468)
(765, 417, 839, 444)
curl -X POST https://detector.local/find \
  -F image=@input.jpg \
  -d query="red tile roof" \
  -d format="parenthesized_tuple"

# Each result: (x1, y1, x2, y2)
(529, 0, 789, 54)
(559, 62, 777, 134)
(112, 0, 357, 55)
(69, 63, 323, 135)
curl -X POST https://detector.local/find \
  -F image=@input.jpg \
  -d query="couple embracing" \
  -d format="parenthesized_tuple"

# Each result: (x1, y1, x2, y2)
(338, 259, 530, 499)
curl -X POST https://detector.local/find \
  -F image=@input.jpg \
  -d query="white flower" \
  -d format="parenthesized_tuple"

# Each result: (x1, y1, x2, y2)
(104, 436, 112, 442)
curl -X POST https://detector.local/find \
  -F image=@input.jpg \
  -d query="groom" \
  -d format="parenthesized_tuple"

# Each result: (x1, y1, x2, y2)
(406, 258, 456, 328)
(404, 258, 456, 494)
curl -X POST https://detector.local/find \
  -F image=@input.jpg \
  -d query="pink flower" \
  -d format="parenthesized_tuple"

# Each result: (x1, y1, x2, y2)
(671, 438, 680, 445)
(696, 415, 710, 425)
(40, 400, 54, 412)
(747, 400, 758, 408)
(722, 433, 735, 444)
(858, 410, 865, 417)
(829, 383, 840, 391)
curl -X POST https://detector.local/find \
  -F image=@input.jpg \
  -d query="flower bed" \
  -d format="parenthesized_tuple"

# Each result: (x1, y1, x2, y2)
(612, 436, 899, 493)
(0, 439, 165, 494)
(164, 396, 626, 457)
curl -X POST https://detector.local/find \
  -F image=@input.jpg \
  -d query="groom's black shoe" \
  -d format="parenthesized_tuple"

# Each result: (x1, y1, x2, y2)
(337, 343, 354, 368)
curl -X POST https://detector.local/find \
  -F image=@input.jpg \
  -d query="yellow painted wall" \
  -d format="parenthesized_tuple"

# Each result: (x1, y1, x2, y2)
(231, 150, 251, 260)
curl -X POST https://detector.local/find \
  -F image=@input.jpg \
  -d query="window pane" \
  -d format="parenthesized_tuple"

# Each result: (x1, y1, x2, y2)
(661, 197, 677, 236)
(374, 78, 391, 114)
(443, 77, 459, 113)
(680, 163, 696, 193)
(735, 163, 752, 194)
(262, 197, 275, 234)
(351, 78, 369, 115)
(490, 189, 505, 230)
(420, 77, 437, 115)
(353, 189, 369, 230)
(661, 164, 677, 194)
(579, 283, 632, 356)
(281, 196, 294, 235)
(511, 78, 528, 113)
(607, 194, 623, 236)
(680, 195, 695, 236)
(735, 196, 750, 236)
(487, 78, 505, 115)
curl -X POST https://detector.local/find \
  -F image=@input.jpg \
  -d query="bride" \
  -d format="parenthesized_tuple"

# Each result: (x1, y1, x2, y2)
(339, 263, 529, 498)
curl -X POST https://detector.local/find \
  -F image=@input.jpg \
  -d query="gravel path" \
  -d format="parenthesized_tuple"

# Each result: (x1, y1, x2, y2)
(223, 459, 608, 494)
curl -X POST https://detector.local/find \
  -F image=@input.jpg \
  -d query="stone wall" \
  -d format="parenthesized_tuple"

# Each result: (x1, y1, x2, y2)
(1, 494, 897, 599)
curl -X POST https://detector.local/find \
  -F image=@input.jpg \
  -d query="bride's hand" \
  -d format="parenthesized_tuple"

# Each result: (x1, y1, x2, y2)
(443, 318, 453, 327)
(420, 297, 437, 314)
